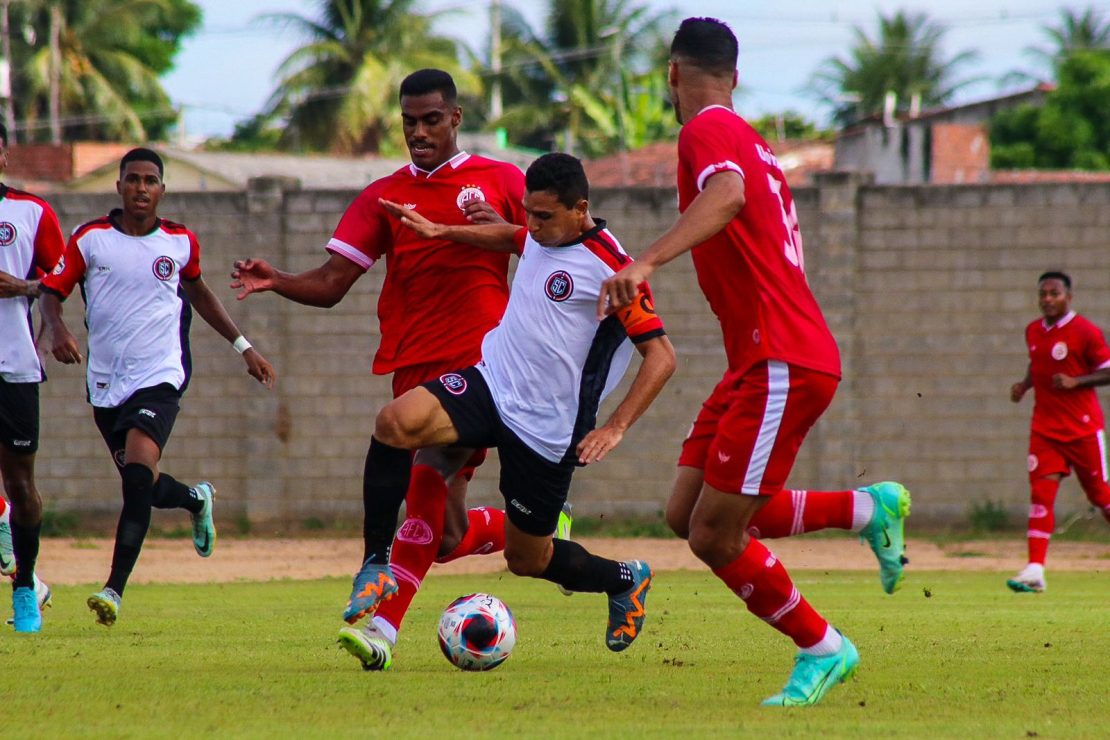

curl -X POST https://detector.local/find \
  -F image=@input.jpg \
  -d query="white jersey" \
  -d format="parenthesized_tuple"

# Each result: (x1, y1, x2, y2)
(40, 211, 201, 407)
(0, 186, 65, 382)
(477, 221, 665, 462)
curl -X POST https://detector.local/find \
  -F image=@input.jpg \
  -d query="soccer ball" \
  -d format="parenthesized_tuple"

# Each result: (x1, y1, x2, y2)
(437, 593, 516, 671)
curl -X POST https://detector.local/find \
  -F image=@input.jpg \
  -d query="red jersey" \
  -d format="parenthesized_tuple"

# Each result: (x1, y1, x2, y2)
(327, 152, 526, 374)
(677, 106, 840, 378)
(1025, 311, 1110, 441)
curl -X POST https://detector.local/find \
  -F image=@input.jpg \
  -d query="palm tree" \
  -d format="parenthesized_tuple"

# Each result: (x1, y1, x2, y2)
(261, 0, 476, 154)
(1027, 6, 1110, 71)
(11, 0, 199, 142)
(808, 10, 980, 126)
(493, 0, 676, 156)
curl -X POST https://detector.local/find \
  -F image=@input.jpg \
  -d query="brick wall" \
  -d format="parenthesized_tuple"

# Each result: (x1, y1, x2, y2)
(31, 178, 1110, 528)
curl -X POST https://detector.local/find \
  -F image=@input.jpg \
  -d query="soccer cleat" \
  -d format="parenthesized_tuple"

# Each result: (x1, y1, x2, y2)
(858, 481, 912, 594)
(343, 560, 398, 624)
(1007, 565, 1046, 593)
(338, 622, 394, 671)
(0, 503, 14, 576)
(190, 482, 217, 558)
(555, 502, 574, 596)
(87, 587, 122, 627)
(5, 574, 51, 626)
(606, 560, 652, 652)
(762, 633, 860, 707)
(11, 586, 41, 633)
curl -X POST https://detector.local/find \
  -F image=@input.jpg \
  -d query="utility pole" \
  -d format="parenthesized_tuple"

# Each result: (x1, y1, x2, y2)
(0, 0, 15, 143)
(489, 0, 502, 121)
(48, 2, 61, 144)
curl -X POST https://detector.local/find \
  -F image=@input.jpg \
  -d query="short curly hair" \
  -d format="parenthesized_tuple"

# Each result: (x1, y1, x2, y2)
(525, 153, 588, 209)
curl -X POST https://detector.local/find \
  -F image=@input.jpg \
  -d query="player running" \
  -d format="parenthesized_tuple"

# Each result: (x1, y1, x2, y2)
(0, 122, 65, 631)
(598, 18, 910, 707)
(1008, 271, 1110, 593)
(336, 152, 676, 669)
(37, 148, 275, 626)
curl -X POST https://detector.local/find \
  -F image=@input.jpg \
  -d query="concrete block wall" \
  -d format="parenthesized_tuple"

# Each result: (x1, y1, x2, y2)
(31, 178, 1110, 528)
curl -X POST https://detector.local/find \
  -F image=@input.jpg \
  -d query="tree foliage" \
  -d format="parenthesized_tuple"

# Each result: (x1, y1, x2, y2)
(808, 10, 979, 126)
(257, 0, 475, 154)
(990, 50, 1110, 170)
(10, 0, 200, 142)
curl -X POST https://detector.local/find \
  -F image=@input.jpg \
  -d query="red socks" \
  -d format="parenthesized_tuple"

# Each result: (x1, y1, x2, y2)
(712, 538, 828, 648)
(377, 465, 448, 632)
(1027, 476, 1059, 565)
(435, 506, 506, 564)
(746, 489, 854, 538)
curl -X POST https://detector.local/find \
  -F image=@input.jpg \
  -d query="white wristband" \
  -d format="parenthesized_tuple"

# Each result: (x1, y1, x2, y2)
(232, 336, 252, 354)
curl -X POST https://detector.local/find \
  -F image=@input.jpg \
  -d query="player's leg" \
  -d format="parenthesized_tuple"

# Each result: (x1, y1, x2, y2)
(435, 449, 506, 563)
(1009, 433, 1066, 593)
(1070, 431, 1110, 524)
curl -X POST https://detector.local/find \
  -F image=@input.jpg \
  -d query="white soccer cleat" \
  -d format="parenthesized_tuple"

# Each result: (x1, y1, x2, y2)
(1006, 564, 1046, 593)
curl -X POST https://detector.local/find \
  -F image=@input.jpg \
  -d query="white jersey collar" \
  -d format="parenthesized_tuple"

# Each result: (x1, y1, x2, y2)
(409, 150, 470, 178)
(1042, 310, 1076, 330)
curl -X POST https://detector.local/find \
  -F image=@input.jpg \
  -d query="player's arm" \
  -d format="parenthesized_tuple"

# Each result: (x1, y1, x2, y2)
(379, 199, 519, 252)
(37, 291, 81, 364)
(598, 171, 744, 315)
(0, 269, 42, 298)
(1052, 365, 1110, 391)
(181, 276, 276, 388)
(231, 252, 362, 307)
(1011, 365, 1033, 402)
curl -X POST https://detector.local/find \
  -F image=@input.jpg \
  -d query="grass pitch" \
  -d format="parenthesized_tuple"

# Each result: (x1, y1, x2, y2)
(3, 569, 1107, 738)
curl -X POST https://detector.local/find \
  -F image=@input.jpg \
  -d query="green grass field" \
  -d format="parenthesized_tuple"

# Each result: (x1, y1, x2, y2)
(4, 570, 1108, 738)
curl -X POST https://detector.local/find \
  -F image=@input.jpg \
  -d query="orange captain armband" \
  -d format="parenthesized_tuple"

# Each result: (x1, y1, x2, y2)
(615, 283, 665, 341)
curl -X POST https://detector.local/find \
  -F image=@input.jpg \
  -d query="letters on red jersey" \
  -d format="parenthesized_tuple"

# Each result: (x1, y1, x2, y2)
(676, 106, 840, 378)
(1026, 311, 1110, 441)
(326, 152, 526, 374)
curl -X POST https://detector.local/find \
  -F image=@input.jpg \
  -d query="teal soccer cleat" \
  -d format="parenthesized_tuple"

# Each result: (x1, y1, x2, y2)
(12, 586, 41, 633)
(88, 587, 121, 627)
(190, 482, 217, 558)
(343, 560, 399, 624)
(859, 481, 911, 594)
(762, 633, 860, 707)
(605, 560, 652, 652)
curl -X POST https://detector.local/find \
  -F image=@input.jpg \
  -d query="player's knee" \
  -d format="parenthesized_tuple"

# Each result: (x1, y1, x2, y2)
(374, 404, 415, 449)
(687, 521, 746, 569)
(503, 549, 544, 578)
(665, 502, 690, 539)
(2, 475, 35, 505)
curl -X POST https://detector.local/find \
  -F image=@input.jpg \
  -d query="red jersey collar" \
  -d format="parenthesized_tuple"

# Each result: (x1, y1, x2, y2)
(409, 151, 470, 178)
(1041, 310, 1076, 331)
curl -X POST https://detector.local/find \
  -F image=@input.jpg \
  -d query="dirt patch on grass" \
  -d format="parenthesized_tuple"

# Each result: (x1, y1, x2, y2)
(35, 536, 1109, 586)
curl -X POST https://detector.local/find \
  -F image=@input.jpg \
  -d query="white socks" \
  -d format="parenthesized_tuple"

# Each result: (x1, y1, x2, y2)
(800, 625, 844, 657)
(851, 490, 875, 531)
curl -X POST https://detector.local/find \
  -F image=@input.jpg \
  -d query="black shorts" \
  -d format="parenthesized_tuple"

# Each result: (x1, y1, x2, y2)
(93, 383, 181, 468)
(424, 366, 575, 537)
(0, 377, 39, 455)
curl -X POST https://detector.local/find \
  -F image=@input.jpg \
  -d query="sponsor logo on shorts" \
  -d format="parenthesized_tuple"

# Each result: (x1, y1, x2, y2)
(397, 517, 434, 545)
(509, 498, 532, 515)
(717, 450, 731, 463)
(152, 255, 176, 281)
(439, 373, 467, 395)
(11, 439, 31, 447)
(1051, 341, 1068, 361)
(113, 449, 127, 468)
(545, 270, 573, 302)
(456, 184, 487, 211)
(96, 381, 109, 390)
(1027, 454, 1038, 472)
(138, 408, 157, 418)
(738, 583, 754, 600)
(0, 222, 16, 246)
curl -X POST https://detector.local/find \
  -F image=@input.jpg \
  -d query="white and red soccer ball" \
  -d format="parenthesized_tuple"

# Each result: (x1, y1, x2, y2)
(437, 593, 516, 671)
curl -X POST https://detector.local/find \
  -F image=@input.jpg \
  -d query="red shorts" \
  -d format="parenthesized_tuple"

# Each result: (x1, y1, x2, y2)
(1028, 430, 1107, 485)
(391, 358, 487, 476)
(678, 361, 839, 496)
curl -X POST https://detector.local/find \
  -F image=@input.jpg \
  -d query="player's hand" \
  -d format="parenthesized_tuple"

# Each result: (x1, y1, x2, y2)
(463, 200, 506, 225)
(49, 326, 82, 365)
(243, 348, 276, 389)
(1009, 382, 1028, 402)
(598, 261, 654, 318)
(379, 199, 444, 238)
(231, 258, 276, 300)
(576, 425, 625, 464)
(1052, 373, 1078, 390)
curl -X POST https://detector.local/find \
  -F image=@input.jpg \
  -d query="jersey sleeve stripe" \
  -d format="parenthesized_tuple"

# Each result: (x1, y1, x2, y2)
(326, 237, 375, 270)
(582, 230, 631, 273)
(696, 160, 745, 192)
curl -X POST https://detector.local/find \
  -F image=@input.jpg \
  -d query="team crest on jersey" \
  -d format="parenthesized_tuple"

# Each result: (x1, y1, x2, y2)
(1051, 341, 1068, 361)
(0, 222, 15, 246)
(545, 271, 574, 302)
(152, 256, 176, 281)
(440, 373, 467, 395)
(456, 184, 487, 211)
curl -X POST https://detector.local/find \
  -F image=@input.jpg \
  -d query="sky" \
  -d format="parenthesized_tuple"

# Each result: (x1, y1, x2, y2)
(162, 0, 1103, 140)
